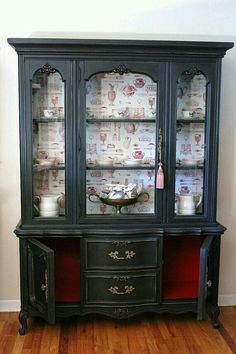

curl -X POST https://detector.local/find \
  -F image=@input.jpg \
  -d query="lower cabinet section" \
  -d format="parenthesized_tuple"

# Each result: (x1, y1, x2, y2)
(18, 233, 221, 334)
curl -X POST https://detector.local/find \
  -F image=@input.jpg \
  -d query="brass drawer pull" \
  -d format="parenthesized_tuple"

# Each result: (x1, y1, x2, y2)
(41, 270, 48, 302)
(108, 250, 136, 260)
(108, 285, 135, 295)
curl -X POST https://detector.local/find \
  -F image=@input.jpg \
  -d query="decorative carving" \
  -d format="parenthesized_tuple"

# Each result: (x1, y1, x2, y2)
(182, 67, 202, 80)
(108, 250, 136, 260)
(112, 276, 130, 282)
(112, 241, 133, 246)
(38, 63, 56, 74)
(112, 64, 130, 75)
(114, 308, 129, 318)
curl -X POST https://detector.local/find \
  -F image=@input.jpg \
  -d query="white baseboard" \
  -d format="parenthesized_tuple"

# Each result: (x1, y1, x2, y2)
(0, 297, 235, 312)
(218, 295, 236, 306)
(0, 300, 20, 312)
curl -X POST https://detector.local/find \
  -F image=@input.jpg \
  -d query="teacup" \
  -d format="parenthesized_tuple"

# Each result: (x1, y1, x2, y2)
(112, 109, 124, 118)
(182, 109, 195, 118)
(44, 109, 55, 118)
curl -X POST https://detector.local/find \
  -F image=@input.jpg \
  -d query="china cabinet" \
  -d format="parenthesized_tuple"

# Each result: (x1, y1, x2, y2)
(8, 38, 233, 334)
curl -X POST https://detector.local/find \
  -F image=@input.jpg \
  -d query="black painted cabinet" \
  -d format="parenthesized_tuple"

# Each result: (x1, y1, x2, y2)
(8, 38, 233, 334)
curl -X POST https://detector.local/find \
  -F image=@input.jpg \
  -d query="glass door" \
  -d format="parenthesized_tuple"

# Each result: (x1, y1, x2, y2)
(175, 68, 207, 217)
(23, 59, 73, 224)
(32, 65, 65, 218)
(83, 62, 165, 221)
(165, 62, 216, 223)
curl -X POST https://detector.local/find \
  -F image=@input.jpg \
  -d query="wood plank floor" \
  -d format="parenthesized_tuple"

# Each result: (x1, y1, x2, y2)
(0, 308, 236, 353)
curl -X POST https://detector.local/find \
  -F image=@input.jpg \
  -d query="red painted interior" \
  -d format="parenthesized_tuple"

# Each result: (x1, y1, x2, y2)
(43, 239, 81, 302)
(162, 236, 204, 299)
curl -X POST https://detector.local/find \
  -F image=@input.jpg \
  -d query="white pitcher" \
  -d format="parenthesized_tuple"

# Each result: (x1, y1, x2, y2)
(36, 194, 61, 217)
(177, 194, 202, 215)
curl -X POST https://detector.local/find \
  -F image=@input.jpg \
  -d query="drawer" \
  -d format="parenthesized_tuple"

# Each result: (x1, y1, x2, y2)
(85, 272, 159, 304)
(84, 238, 161, 270)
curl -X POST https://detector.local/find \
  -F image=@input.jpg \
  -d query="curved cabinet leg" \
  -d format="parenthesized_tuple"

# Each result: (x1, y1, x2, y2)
(208, 304, 220, 328)
(212, 306, 220, 329)
(18, 310, 28, 335)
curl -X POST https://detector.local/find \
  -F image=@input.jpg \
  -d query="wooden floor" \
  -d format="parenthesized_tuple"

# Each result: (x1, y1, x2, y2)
(0, 308, 236, 353)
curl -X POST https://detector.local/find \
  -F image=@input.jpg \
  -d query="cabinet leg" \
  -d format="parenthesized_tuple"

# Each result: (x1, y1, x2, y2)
(18, 310, 28, 335)
(208, 304, 220, 329)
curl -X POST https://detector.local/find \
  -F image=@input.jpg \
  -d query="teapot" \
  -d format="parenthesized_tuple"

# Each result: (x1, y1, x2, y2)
(177, 194, 202, 215)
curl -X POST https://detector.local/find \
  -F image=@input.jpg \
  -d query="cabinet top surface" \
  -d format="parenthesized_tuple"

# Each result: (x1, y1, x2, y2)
(8, 38, 234, 57)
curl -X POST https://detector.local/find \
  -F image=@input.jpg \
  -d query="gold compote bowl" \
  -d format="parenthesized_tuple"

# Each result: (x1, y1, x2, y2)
(89, 192, 149, 215)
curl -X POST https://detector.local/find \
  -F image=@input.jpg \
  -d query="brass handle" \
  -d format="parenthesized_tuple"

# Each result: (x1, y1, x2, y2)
(206, 280, 212, 287)
(41, 270, 48, 302)
(108, 285, 135, 295)
(108, 250, 136, 260)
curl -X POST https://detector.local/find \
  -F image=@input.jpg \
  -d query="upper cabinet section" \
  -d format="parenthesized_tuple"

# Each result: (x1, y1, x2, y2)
(8, 38, 233, 227)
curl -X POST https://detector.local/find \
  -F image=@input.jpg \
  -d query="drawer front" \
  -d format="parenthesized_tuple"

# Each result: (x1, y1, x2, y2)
(85, 272, 159, 304)
(84, 238, 161, 270)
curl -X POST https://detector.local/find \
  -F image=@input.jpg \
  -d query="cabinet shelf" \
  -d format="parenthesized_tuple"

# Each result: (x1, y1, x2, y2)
(86, 118, 156, 123)
(176, 165, 204, 170)
(33, 117, 65, 123)
(86, 165, 155, 170)
(176, 119, 205, 124)
(33, 164, 65, 172)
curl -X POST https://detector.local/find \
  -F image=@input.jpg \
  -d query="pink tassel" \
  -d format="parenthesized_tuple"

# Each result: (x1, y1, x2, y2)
(156, 162, 164, 189)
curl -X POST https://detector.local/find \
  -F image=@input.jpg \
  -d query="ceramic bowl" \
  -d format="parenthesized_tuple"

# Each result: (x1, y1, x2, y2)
(180, 159, 202, 167)
(96, 159, 113, 166)
(124, 159, 143, 166)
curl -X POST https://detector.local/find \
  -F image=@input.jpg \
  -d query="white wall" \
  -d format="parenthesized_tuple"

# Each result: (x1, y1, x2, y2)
(1, 0, 236, 308)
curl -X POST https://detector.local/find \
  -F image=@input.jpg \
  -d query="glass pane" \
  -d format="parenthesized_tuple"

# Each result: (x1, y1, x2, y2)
(32, 69, 65, 218)
(175, 70, 206, 216)
(86, 71, 157, 216)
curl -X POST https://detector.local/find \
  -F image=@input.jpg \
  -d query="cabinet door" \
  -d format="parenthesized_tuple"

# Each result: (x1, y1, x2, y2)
(80, 60, 166, 223)
(21, 59, 74, 225)
(28, 239, 55, 324)
(167, 62, 220, 223)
